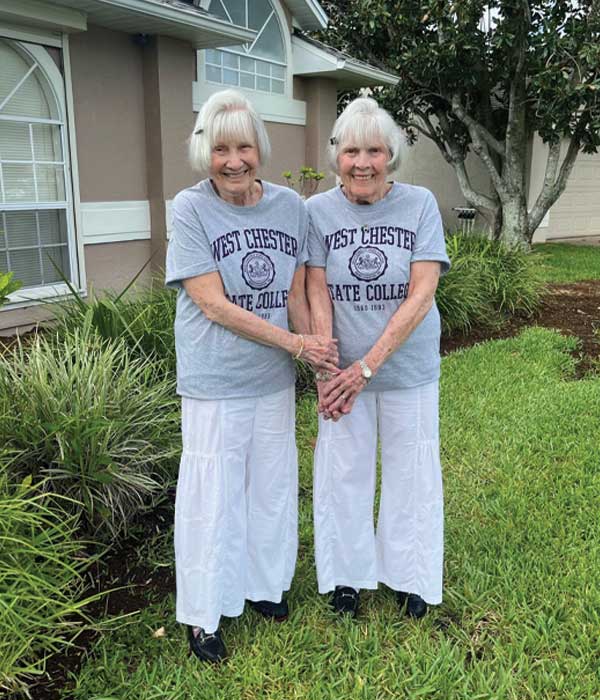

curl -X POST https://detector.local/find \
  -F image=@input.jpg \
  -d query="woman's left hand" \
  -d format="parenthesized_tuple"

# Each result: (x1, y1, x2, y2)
(319, 362, 367, 418)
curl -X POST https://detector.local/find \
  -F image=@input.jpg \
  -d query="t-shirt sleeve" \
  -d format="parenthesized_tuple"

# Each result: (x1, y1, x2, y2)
(165, 192, 218, 289)
(411, 190, 451, 275)
(306, 207, 328, 268)
(296, 200, 309, 269)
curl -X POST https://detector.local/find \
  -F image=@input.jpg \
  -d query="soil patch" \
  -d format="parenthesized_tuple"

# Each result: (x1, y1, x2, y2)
(26, 499, 176, 700)
(441, 281, 600, 376)
(21, 280, 600, 699)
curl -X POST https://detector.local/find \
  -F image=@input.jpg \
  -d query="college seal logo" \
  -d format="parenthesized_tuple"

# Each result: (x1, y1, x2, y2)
(241, 251, 275, 290)
(348, 246, 388, 282)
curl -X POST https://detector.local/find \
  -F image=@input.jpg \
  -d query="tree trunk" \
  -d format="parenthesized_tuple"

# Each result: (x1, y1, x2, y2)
(499, 196, 529, 248)
(492, 206, 503, 241)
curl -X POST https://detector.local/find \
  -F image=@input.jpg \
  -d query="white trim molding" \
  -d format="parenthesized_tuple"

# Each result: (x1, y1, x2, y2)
(0, 0, 86, 34)
(0, 22, 62, 47)
(292, 34, 399, 89)
(165, 198, 173, 240)
(284, 0, 328, 31)
(80, 200, 151, 245)
(193, 79, 306, 125)
(43, 0, 255, 49)
(4, 282, 77, 311)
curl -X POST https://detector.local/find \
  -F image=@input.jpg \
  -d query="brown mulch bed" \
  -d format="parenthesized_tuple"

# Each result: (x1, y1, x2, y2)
(441, 281, 600, 375)
(19, 280, 600, 699)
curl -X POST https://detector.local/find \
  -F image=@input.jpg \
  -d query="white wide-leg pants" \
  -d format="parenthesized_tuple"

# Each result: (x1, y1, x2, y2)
(313, 381, 443, 604)
(175, 386, 298, 633)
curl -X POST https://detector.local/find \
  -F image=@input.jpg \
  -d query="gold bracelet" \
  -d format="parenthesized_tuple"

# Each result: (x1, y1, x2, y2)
(293, 334, 304, 360)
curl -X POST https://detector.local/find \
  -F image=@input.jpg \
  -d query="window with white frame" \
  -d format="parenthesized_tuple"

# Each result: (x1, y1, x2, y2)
(0, 38, 73, 292)
(204, 0, 286, 95)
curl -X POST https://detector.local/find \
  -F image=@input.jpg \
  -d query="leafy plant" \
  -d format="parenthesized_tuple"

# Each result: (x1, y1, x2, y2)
(0, 271, 21, 307)
(283, 166, 325, 198)
(437, 232, 545, 334)
(0, 328, 180, 538)
(55, 280, 177, 375)
(0, 471, 97, 695)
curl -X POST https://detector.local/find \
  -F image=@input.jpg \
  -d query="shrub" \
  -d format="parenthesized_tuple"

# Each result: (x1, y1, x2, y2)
(437, 232, 545, 334)
(0, 328, 180, 538)
(54, 279, 177, 374)
(0, 470, 96, 695)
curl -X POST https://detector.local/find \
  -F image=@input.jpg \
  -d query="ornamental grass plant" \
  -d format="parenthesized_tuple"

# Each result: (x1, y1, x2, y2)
(0, 469, 97, 695)
(437, 233, 545, 334)
(0, 328, 180, 539)
(54, 279, 177, 375)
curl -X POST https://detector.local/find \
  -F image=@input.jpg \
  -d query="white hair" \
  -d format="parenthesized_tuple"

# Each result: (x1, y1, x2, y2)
(189, 89, 271, 173)
(327, 97, 406, 175)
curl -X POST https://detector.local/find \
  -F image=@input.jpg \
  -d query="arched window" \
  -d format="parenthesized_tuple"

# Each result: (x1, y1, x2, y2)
(204, 0, 286, 95)
(0, 39, 73, 292)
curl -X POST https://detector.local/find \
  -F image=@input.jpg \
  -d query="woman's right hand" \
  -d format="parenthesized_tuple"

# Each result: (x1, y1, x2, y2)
(297, 334, 339, 372)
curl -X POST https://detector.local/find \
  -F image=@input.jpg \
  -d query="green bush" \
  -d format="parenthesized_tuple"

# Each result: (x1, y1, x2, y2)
(0, 471, 96, 695)
(437, 232, 545, 334)
(54, 279, 177, 374)
(0, 328, 180, 538)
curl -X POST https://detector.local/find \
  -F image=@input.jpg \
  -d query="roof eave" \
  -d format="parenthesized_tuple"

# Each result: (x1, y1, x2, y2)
(43, 0, 256, 48)
(97, 0, 256, 46)
(292, 35, 398, 88)
(283, 0, 328, 31)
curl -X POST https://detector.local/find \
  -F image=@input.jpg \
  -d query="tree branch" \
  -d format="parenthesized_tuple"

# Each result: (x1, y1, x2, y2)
(450, 94, 505, 156)
(453, 160, 499, 212)
(528, 134, 581, 237)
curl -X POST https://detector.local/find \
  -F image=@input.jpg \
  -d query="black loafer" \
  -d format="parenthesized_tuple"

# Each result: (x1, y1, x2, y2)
(397, 591, 428, 619)
(331, 586, 360, 617)
(248, 598, 289, 621)
(187, 625, 227, 663)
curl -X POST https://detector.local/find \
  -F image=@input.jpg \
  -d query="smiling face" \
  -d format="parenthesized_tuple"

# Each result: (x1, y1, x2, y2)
(209, 139, 260, 204)
(337, 141, 390, 204)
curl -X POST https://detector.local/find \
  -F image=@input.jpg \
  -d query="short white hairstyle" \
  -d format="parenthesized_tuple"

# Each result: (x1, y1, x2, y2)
(327, 97, 406, 175)
(189, 89, 271, 173)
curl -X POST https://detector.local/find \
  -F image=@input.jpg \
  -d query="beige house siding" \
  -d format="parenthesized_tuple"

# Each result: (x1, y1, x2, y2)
(69, 25, 147, 202)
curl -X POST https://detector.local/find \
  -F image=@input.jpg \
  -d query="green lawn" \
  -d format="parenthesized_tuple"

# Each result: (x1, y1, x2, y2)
(66, 328, 600, 700)
(533, 242, 600, 283)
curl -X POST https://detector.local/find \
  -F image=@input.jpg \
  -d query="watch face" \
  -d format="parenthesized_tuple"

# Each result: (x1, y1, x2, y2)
(364, 367, 372, 379)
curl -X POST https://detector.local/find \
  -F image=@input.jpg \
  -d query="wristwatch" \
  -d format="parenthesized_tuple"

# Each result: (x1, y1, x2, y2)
(358, 359, 372, 383)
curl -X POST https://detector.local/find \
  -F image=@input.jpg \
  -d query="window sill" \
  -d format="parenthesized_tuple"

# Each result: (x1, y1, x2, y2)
(2, 283, 86, 312)
(192, 81, 306, 125)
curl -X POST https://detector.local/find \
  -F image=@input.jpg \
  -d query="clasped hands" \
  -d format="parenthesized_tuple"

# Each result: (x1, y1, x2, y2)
(316, 361, 367, 421)
(301, 335, 367, 420)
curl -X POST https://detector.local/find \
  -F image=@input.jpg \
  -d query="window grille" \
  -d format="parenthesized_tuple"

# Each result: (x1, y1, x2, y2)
(0, 39, 73, 291)
(204, 0, 286, 95)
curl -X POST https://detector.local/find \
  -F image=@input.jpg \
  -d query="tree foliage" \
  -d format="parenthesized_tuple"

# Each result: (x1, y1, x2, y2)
(318, 0, 600, 244)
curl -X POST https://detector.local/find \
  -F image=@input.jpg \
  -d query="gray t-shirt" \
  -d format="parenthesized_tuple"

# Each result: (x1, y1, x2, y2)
(166, 179, 308, 400)
(307, 183, 450, 391)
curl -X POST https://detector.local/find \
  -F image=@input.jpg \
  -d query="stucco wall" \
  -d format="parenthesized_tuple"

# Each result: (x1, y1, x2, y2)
(69, 25, 147, 202)
(400, 136, 493, 232)
(261, 122, 306, 187)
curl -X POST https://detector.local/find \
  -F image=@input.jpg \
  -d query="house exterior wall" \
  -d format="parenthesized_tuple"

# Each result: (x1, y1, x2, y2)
(304, 77, 337, 191)
(529, 134, 600, 243)
(69, 25, 147, 202)
(400, 135, 493, 232)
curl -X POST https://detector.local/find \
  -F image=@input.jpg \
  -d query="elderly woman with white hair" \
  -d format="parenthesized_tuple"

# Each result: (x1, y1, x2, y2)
(306, 97, 450, 619)
(166, 89, 338, 663)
